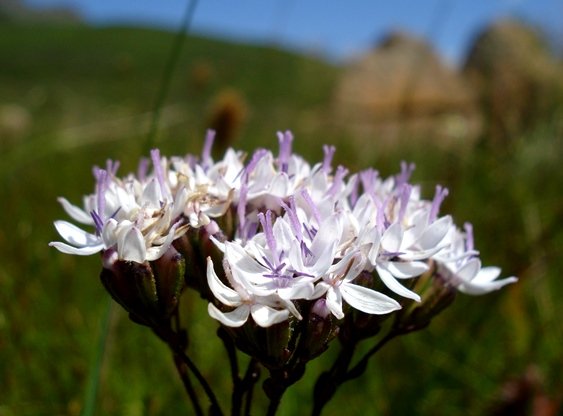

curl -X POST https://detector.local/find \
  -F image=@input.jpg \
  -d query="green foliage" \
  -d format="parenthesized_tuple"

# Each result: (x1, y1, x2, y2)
(1, 23, 561, 415)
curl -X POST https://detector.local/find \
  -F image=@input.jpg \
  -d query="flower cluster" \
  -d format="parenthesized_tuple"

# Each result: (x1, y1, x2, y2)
(50, 131, 517, 330)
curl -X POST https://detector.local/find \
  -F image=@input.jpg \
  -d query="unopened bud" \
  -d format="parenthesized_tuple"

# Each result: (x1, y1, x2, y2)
(100, 245, 186, 327)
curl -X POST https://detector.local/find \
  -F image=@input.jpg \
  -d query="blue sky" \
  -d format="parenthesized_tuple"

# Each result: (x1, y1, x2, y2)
(25, 0, 562, 64)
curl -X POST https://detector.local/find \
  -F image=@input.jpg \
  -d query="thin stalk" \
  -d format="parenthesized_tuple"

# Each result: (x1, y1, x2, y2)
(81, 298, 113, 416)
(242, 360, 260, 416)
(144, 0, 200, 153)
(173, 353, 203, 416)
(342, 331, 397, 382)
(173, 346, 223, 415)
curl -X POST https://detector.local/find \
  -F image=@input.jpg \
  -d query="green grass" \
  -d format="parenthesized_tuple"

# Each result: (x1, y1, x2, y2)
(1, 22, 561, 415)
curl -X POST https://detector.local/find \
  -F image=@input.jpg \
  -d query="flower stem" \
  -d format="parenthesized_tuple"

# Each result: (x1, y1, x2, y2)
(173, 353, 203, 416)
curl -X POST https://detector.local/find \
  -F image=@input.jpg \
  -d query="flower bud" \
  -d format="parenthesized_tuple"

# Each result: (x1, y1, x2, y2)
(299, 299, 339, 360)
(100, 246, 185, 327)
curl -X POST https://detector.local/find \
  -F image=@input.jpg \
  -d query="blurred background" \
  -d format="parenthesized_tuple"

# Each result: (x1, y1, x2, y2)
(1, 0, 562, 415)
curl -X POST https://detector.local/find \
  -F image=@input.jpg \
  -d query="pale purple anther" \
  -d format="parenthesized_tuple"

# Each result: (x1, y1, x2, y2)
(94, 168, 108, 224)
(464, 222, 474, 252)
(201, 129, 216, 170)
(137, 157, 149, 182)
(281, 196, 302, 242)
(237, 183, 249, 237)
(395, 161, 415, 188)
(106, 159, 120, 177)
(349, 175, 360, 207)
(359, 168, 379, 200)
(300, 189, 321, 225)
(243, 149, 268, 181)
(397, 183, 412, 223)
(322, 145, 336, 174)
(326, 165, 348, 198)
(429, 185, 449, 223)
(258, 211, 278, 265)
(150, 149, 168, 200)
(277, 131, 293, 173)
(376, 197, 390, 234)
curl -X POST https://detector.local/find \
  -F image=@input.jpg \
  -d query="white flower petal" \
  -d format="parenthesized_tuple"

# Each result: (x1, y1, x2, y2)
(381, 222, 403, 253)
(326, 287, 344, 320)
(417, 215, 452, 250)
(250, 304, 289, 327)
(471, 266, 501, 284)
(311, 281, 330, 299)
(57, 197, 93, 224)
(385, 261, 428, 279)
(340, 283, 401, 315)
(146, 225, 178, 262)
(277, 282, 314, 300)
(376, 265, 421, 302)
(54, 220, 99, 247)
(118, 227, 146, 263)
(458, 277, 518, 295)
(457, 258, 481, 283)
(206, 258, 242, 306)
(208, 303, 250, 327)
(49, 241, 104, 255)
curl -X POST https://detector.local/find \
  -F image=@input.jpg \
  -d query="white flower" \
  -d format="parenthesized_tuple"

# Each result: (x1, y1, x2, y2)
(312, 251, 401, 320)
(434, 223, 517, 294)
(206, 257, 294, 328)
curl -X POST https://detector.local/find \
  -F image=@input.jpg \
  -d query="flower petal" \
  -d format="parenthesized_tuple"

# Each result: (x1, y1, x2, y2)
(208, 303, 250, 327)
(54, 220, 99, 247)
(57, 197, 94, 224)
(376, 265, 421, 301)
(458, 276, 518, 295)
(49, 241, 104, 255)
(340, 283, 401, 315)
(385, 260, 428, 279)
(416, 215, 452, 250)
(250, 304, 289, 327)
(206, 257, 242, 306)
(118, 227, 146, 263)
(325, 286, 344, 320)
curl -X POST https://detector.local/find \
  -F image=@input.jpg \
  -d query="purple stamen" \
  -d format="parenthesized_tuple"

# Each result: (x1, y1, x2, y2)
(185, 154, 197, 169)
(376, 198, 389, 233)
(150, 149, 168, 200)
(105, 159, 120, 177)
(137, 157, 149, 182)
(300, 240, 313, 259)
(91, 210, 104, 235)
(244, 149, 268, 181)
(277, 130, 293, 173)
(360, 168, 379, 199)
(322, 145, 336, 174)
(464, 222, 474, 252)
(303, 224, 317, 241)
(258, 211, 278, 265)
(94, 168, 108, 220)
(326, 165, 348, 198)
(429, 185, 449, 223)
(237, 184, 248, 237)
(398, 184, 412, 223)
(201, 129, 215, 170)
(300, 189, 321, 225)
(281, 196, 302, 242)
(349, 175, 360, 208)
(395, 161, 415, 188)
